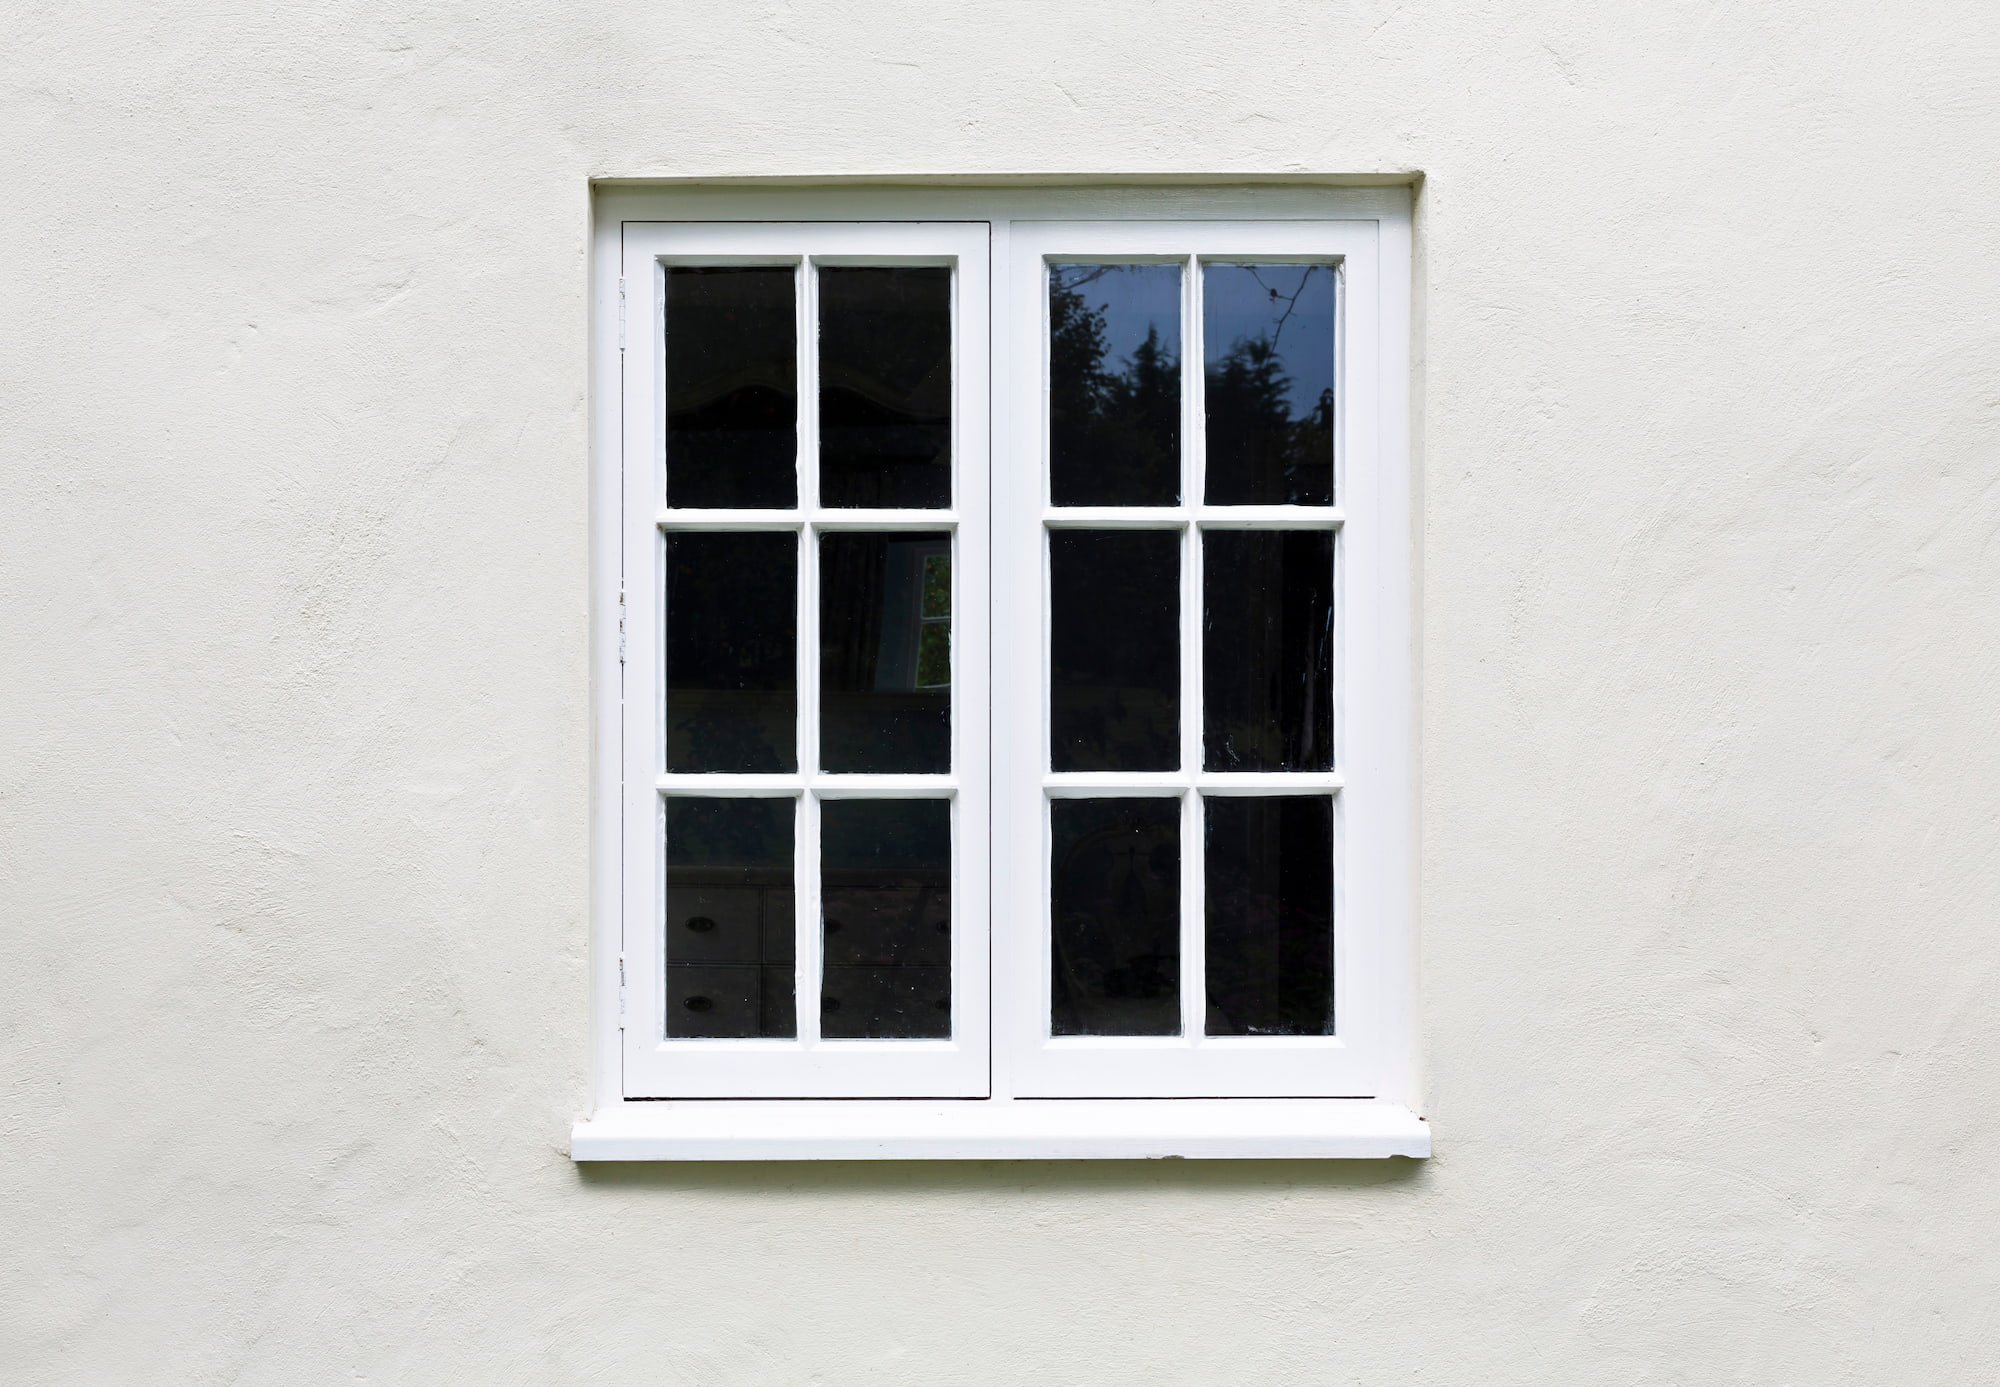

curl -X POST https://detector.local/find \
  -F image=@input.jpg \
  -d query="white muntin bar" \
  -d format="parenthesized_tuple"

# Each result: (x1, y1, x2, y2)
(1040, 771, 1344, 795)
(1190, 506, 1343, 528)
(797, 255, 822, 1048)
(1040, 505, 1341, 529)
(1042, 508, 1186, 529)
(1194, 772, 1344, 795)
(805, 510, 959, 530)
(657, 774, 805, 795)
(1179, 252, 1206, 1046)
(1043, 772, 1184, 795)
(658, 511, 958, 532)
(796, 786, 822, 1048)
(812, 777, 958, 798)
(656, 509, 803, 530)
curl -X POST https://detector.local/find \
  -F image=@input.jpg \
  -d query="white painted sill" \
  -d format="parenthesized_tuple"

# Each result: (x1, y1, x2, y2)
(570, 1099, 1429, 1161)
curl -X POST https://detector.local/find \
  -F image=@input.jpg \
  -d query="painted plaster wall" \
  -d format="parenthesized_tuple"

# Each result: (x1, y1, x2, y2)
(4, 1, 1998, 1381)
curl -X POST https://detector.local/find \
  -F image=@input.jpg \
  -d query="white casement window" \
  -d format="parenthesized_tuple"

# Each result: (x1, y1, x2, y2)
(619, 221, 993, 1100)
(576, 186, 1422, 1159)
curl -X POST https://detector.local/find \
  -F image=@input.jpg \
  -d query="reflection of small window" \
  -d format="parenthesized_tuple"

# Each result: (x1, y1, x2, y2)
(918, 550, 950, 688)
(581, 188, 1417, 1161)
(874, 541, 951, 691)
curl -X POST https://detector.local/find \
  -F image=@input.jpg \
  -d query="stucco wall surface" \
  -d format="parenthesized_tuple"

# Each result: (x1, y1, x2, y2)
(5, 1, 1999, 1382)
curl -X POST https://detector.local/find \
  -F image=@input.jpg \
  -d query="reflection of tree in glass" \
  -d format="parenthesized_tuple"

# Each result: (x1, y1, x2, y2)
(1204, 265, 1335, 505)
(1050, 270, 1180, 506)
(1205, 338, 1334, 505)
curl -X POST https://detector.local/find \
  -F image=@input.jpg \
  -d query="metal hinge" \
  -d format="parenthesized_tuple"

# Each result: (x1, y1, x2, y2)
(617, 585, 627, 665)
(617, 277, 626, 352)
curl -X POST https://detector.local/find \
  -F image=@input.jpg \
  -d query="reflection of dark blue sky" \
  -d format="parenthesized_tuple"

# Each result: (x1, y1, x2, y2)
(1203, 265, 1335, 416)
(1050, 264, 1181, 372)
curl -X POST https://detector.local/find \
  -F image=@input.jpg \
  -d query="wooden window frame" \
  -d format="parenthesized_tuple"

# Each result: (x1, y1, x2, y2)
(574, 183, 1423, 1160)
(621, 222, 991, 1099)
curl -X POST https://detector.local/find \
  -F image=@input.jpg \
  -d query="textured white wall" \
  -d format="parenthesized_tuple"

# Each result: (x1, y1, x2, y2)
(4, 1, 1998, 1382)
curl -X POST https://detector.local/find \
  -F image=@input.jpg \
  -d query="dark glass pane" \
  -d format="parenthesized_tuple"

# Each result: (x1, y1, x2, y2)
(1203, 264, 1334, 505)
(665, 797, 796, 1039)
(1051, 798, 1180, 1036)
(819, 799, 951, 1039)
(666, 267, 798, 508)
(819, 267, 952, 509)
(820, 532, 950, 773)
(1205, 796, 1333, 1035)
(1050, 530, 1179, 772)
(1202, 530, 1332, 771)
(1049, 264, 1181, 506)
(665, 531, 797, 773)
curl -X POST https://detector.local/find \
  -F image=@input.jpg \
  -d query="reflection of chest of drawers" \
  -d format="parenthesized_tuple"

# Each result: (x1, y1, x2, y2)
(664, 871, 793, 1038)
(665, 871, 951, 1039)
(819, 876, 950, 1038)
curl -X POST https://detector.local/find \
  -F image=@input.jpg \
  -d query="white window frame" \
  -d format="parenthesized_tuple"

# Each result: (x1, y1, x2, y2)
(998, 220, 1380, 1099)
(622, 222, 991, 1099)
(575, 183, 1423, 1160)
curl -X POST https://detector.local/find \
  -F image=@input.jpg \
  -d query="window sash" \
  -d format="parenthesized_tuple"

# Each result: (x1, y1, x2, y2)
(621, 222, 992, 1098)
(995, 220, 1391, 1097)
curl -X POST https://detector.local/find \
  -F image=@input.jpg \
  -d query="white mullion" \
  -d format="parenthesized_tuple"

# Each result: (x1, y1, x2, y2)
(984, 213, 1019, 1102)
(797, 255, 822, 1047)
(1180, 253, 1206, 1046)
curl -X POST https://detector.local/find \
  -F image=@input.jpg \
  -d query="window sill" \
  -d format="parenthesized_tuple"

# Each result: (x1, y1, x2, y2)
(570, 1099, 1428, 1161)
